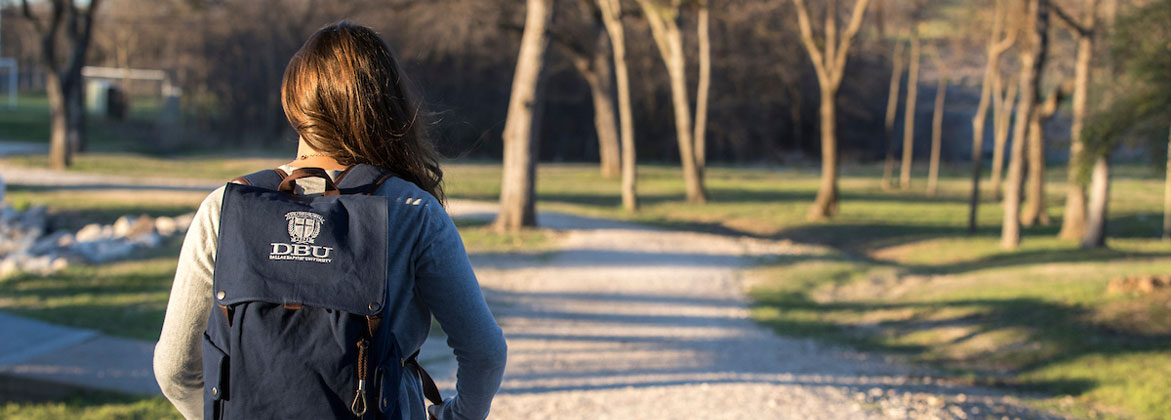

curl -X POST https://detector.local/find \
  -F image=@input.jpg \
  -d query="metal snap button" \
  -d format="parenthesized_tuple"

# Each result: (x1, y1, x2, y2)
(211, 387, 219, 397)
(217, 290, 226, 300)
(368, 302, 381, 312)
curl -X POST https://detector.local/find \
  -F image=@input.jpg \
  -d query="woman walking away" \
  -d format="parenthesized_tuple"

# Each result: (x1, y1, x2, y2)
(154, 22, 507, 420)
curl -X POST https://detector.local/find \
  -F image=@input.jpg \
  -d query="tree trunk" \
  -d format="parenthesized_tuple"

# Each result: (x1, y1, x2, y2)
(640, 0, 707, 203)
(598, 0, 638, 212)
(1058, 0, 1098, 240)
(899, 25, 921, 190)
(791, 0, 870, 219)
(1082, 154, 1109, 248)
(881, 39, 905, 191)
(495, 0, 553, 233)
(1022, 109, 1048, 226)
(581, 35, 621, 179)
(1024, 86, 1062, 227)
(694, 2, 711, 172)
(990, 75, 1018, 200)
(926, 73, 947, 196)
(809, 87, 840, 220)
(1002, 0, 1047, 250)
(970, 0, 1014, 232)
(22, 0, 102, 169)
(46, 75, 71, 170)
(66, 76, 86, 154)
(1165, 130, 1171, 241)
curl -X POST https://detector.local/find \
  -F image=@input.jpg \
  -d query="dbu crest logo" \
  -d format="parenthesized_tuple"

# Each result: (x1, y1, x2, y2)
(285, 211, 324, 244)
(269, 211, 334, 263)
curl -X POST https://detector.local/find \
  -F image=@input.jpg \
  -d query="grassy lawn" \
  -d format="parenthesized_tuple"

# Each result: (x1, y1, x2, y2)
(0, 93, 173, 154)
(445, 162, 1171, 419)
(0, 153, 288, 182)
(1, 394, 182, 420)
(2, 152, 1168, 418)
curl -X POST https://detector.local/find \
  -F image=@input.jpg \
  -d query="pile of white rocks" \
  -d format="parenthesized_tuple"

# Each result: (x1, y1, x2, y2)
(0, 205, 195, 279)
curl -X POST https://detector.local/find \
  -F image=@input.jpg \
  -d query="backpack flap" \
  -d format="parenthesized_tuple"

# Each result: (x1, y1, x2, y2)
(213, 182, 389, 316)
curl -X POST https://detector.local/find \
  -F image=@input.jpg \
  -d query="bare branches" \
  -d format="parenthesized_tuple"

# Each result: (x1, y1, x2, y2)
(791, 0, 872, 87)
(1051, 2, 1090, 35)
(990, 0, 1018, 54)
(791, 0, 828, 83)
(64, 0, 102, 82)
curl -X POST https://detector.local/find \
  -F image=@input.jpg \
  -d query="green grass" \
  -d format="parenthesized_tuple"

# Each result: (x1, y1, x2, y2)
(0, 153, 288, 183)
(442, 162, 1171, 420)
(454, 218, 555, 253)
(3, 152, 1170, 418)
(1, 394, 182, 420)
(0, 242, 182, 341)
(0, 93, 169, 153)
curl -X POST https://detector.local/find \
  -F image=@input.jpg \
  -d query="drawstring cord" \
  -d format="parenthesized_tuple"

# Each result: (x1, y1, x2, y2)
(351, 338, 370, 417)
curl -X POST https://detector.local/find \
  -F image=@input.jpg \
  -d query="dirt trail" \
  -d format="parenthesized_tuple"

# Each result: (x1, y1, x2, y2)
(442, 200, 1066, 420)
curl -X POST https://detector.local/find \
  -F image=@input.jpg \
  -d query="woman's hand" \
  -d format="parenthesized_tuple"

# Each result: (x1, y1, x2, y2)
(427, 398, 450, 420)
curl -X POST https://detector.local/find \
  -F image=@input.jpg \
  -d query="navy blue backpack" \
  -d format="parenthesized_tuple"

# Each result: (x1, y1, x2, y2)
(203, 164, 442, 419)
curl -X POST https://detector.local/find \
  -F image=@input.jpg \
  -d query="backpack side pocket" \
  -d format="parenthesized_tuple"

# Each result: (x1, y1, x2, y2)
(201, 333, 229, 420)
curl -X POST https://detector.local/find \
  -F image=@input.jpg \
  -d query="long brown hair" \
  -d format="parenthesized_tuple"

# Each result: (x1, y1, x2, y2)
(282, 22, 444, 204)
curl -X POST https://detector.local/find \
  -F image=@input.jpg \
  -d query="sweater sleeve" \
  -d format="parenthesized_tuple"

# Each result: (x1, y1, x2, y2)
(154, 187, 224, 420)
(412, 198, 508, 420)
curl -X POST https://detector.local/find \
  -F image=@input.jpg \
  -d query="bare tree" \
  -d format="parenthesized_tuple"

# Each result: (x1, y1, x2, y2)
(1022, 83, 1067, 227)
(1002, 0, 1049, 250)
(898, 22, 921, 190)
(587, 36, 622, 179)
(694, 0, 711, 171)
(925, 44, 948, 197)
(968, 0, 1017, 232)
(558, 6, 622, 179)
(597, 0, 639, 211)
(880, 37, 905, 191)
(1054, 0, 1099, 240)
(989, 67, 1018, 200)
(1165, 128, 1171, 241)
(1081, 154, 1109, 247)
(637, 0, 707, 203)
(791, 0, 872, 220)
(495, 0, 554, 232)
(20, 0, 102, 169)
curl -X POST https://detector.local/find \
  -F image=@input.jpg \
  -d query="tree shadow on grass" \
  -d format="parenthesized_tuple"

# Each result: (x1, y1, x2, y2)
(750, 288, 1166, 398)
(0, 243, 179, 341)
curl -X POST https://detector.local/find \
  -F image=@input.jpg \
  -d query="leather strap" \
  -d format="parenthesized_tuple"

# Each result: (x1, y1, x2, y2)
(278, 168, 341, 196)
(231, 168, 287, 187)
(365, 315, 382, 338)
(405, 350, 444, 405)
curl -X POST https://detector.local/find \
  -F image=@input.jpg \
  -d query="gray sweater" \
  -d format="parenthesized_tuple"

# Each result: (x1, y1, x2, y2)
(154, 167, 506, 420)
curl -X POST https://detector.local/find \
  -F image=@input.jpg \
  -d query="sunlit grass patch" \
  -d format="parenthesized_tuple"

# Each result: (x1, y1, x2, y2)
(0, 153, 287, 182)
(0, 243, 181, 341)
(1, 394, 182, 420)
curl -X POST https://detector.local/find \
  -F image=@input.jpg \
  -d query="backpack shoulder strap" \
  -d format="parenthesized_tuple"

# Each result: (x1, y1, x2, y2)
(334, 164, 396, 195)
(230, 168, 289, 191)
(229, 165, 394, 194)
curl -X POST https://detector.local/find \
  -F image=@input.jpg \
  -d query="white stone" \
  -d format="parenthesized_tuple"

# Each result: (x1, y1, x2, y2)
(0, 258, 18, 279)
(76, 223, 105, 242)
(173, 213, 196, 233)
(30, 231, 67, 255)
(130, 232, 162, 248)
(155, 216, 177, 236)
(113, 216, 136, 238)
(51, 256, 69, 271)
(56, 233, 75, 247)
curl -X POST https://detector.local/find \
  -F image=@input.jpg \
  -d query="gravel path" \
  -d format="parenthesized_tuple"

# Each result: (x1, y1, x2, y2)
(444, 200, 1068, 420)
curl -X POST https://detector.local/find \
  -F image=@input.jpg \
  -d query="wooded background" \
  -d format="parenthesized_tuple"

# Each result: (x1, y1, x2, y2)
(1, 0, 1028, 164)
